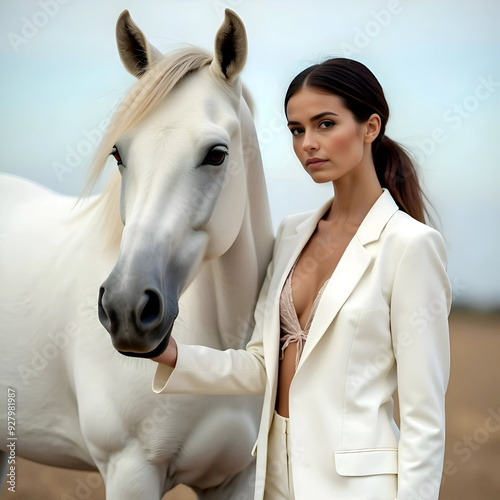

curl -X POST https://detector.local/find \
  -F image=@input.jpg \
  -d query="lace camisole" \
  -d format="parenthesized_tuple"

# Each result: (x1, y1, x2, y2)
(279, 255, 330, 370)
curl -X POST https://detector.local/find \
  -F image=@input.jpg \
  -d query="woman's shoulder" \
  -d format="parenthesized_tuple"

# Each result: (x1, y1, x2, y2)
(387, 210, 443, 239)
(383, 210, 447, 260)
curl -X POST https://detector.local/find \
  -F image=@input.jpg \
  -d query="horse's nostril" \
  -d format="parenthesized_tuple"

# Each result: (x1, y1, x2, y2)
(98, 286, 117, 333)
(98, 287, 108, 322)
(139, 289, 163, 329)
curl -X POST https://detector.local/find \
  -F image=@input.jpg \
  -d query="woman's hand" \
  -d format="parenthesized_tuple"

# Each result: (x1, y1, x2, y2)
(151, 335, 178, 367)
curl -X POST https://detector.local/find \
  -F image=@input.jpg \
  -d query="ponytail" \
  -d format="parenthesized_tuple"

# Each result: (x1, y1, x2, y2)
(373, 136, 427, 224)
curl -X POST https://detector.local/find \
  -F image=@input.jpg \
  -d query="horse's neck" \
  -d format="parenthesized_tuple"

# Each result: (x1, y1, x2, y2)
(238, 96, 274, 275)
(180, 98, 274, 350)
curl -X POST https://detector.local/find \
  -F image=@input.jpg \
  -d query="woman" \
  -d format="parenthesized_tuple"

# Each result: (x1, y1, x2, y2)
(151, 58, 451, 500)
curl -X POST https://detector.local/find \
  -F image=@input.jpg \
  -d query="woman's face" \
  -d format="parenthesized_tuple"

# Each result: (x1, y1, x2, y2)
(286, 87, 377, 184)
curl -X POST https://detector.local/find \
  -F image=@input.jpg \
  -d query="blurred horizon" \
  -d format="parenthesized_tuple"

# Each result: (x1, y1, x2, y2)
(1, 0, 499, 310)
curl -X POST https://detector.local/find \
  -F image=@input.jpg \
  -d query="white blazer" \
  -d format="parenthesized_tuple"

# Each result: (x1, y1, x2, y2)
(153, 189, 451, 500)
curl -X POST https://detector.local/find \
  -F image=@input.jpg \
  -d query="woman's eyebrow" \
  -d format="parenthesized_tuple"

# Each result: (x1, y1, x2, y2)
(287, 111, 339, 126)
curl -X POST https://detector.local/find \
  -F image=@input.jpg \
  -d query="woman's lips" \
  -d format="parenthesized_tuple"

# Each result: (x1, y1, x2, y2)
(305, 157, 328, 168)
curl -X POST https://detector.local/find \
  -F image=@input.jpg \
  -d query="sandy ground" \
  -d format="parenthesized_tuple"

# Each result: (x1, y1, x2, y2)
(1, 309, 499, 499)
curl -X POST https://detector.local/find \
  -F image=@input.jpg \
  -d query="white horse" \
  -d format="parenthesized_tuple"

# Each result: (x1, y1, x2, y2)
(0, 9, 273, 499)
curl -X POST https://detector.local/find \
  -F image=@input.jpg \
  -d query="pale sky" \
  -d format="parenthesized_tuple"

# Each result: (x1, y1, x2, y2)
(1, 0, 499, 309)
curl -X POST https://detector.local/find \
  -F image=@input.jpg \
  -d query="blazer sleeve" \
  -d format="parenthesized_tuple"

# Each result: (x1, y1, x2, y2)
(390, 228, 451, 500)
(151, 217, 287, 396)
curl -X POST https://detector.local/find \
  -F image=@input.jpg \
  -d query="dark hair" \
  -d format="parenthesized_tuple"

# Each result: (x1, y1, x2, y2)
(284, 58, 428, 224)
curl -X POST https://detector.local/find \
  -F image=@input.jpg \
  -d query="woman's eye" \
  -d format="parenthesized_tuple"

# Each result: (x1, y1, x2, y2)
(319, 120, 335, 129)
(289, 128, 303, 136)
(110, 146, 123, 166)
(202, 147, 228, 166)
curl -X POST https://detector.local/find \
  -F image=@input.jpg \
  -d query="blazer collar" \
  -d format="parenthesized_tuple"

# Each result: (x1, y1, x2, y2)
(294, 188, 399, 246)
(355, 188, 399, 245)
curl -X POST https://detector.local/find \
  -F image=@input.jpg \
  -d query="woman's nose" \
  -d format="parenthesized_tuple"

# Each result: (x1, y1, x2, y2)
(302, 130, 319, 151)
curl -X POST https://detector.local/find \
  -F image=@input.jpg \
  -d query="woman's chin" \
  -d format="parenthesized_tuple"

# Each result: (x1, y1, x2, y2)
(307, 172, 337, 184)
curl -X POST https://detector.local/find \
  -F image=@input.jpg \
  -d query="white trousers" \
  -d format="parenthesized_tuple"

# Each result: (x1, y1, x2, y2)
(264, 410, 295, 500)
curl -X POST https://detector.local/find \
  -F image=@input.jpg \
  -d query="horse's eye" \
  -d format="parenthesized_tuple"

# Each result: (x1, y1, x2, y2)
(202, 147, 227, 166)
(110, 146, 123, 166)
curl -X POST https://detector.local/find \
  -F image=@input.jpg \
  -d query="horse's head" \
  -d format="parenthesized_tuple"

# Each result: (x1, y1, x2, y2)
(96, 10, 256, 357)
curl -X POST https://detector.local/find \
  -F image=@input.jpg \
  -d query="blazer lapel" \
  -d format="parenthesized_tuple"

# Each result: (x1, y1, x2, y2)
(296, 238, 371, 370)
(296, 189, 399, 371)
(263, 198, 333, 385)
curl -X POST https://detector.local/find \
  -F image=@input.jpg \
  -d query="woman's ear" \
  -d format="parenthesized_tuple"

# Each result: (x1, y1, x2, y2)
(364, 113, 382, 144)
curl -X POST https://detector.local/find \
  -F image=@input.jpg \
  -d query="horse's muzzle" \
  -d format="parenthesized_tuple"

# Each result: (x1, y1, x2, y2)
(98, 276, 178, 357)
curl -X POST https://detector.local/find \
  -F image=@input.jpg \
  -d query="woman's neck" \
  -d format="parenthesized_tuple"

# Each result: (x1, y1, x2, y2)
(324, 165, 383, 228)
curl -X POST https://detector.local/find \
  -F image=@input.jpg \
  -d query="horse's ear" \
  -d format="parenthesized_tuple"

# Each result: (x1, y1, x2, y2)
(116, 10, 162, 78)
(211, 9, 247, 81)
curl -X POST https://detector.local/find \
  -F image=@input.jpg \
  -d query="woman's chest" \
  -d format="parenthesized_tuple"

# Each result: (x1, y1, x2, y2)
(291, 224, 357, 328)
